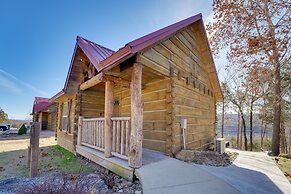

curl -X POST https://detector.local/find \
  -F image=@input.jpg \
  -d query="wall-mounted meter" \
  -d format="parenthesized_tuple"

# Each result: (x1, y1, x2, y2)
(181, 118, 187, 129)
(181, 118, 187, 149)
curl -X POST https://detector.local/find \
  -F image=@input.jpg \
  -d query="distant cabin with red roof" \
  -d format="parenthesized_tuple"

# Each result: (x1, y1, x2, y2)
(32, 97, 57, 131)
(48, 13, 223, 180)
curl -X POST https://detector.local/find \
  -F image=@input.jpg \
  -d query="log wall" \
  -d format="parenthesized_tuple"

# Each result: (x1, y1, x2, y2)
(114, 78, 170, 153)
(47, 111, 57, 131)
(44, 103, 58, 132)
(56, 96, 79, 153)
(57, 130, 75, 152)
(80, 87, 105, 118)
(171, 77, 215, 154)
(136, 24, 216, 155)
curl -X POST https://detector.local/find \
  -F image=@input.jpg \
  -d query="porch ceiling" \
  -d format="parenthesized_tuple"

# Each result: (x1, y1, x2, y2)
(115, 65, 166, 85)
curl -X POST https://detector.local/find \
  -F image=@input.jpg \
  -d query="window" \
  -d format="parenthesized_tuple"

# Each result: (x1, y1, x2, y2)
(62, 102, 69, 132)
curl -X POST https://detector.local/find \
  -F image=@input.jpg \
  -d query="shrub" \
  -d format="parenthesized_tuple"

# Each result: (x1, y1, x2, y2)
(18, 124, 27, 135)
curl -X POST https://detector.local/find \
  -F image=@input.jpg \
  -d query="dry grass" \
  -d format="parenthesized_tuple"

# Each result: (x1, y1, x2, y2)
(275, 157, 291, 183)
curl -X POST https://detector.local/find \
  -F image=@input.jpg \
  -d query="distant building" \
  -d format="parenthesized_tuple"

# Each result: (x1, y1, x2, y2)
(32, 97, 57, 131)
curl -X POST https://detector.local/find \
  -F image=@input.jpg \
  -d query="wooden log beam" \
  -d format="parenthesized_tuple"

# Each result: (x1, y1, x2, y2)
(104, 75, 131, 88)
(104, 81, 114, 157)
(80, 73, 104, 91)
(29, 122, 40, 177)
(80, 72, 131, 91)
(26, 145, 31, 168)
(38, 112, 43, 131)
(129, 63, 143, 168)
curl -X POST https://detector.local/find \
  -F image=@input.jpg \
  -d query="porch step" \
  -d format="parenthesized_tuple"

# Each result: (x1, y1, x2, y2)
(76, 145, 134, 181)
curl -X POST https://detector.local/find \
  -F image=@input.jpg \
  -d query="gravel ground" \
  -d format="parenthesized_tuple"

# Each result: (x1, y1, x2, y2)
(176, 149, 238, 167)
(0, 173, 108, 194)
(81, 156, 142, 193)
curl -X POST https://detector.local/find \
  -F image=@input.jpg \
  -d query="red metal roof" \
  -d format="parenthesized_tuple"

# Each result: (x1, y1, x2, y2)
(61, 37, 114, 94)
(33, 97, 53, 114)
(55, 13, 224, 101)
(77, 36, 115, 71)
(75, 14, 202, 72)
(99, 13, 202, 71)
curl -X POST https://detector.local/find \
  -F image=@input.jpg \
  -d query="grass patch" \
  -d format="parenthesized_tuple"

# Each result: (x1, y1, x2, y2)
(275, 157, 291, 183)
(38, 145, 93, 175)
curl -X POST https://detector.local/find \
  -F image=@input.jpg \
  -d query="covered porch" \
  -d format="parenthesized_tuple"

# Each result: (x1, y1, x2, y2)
(76, 62, 168, 180)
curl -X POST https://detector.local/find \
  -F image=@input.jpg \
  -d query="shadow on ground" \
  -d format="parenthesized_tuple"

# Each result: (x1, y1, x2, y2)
(196, 163, 287, 194)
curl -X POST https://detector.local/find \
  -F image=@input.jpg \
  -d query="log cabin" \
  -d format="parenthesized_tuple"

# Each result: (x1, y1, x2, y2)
(49, 13, 223, 180)
(32, 97, 57, 131)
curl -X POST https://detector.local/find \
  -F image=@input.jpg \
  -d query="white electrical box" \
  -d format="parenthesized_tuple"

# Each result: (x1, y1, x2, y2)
(216, 138, 225, 154)
(181, 118, 187, 129)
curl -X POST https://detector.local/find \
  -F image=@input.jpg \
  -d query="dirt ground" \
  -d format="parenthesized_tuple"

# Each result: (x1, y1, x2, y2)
(0, 130, 57, 179)
(0, 130, 142, 193)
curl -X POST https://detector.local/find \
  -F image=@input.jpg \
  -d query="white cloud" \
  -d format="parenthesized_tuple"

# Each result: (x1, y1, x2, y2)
(8, 113, 32, 121)
(0, 73, 23, 94)
(0, 69, 48, 96)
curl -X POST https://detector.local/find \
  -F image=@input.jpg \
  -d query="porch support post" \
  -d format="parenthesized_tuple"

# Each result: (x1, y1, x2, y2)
(105, 81, 114, 157)
(77, 116, 83, 145)
(129, 63, 143, 168)
(38, 112, 43, 131)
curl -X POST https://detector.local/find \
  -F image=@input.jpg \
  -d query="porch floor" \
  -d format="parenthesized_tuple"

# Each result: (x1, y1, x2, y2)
(76, 145, 168, 181)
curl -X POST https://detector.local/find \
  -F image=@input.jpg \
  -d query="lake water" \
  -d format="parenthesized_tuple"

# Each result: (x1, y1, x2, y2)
(216, 125, 272, 138)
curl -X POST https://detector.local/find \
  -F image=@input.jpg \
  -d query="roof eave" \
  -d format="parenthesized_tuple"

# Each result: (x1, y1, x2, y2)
(100, 45, 132, 72)
(49, 90, 65, 102)
(198, 20, 223, 102)
(63, 44, 79, 93)
(99, 13, 203, 72)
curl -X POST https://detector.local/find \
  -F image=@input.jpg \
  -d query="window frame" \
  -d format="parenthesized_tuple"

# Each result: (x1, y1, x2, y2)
(61, 101, 69, 133)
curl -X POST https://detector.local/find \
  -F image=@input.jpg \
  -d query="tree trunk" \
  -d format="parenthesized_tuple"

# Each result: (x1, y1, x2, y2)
(240, 112, 248, 151)
(237, 112, 240, 149)
(221, 100, 225, 138)
(240, 116, 243, 150)
(242, 117, 248, 151)
(280, 122, 287, 154)
(272, 61, 281, 156)
(250, 101, 253, 151)
(260, 118, 264, 148)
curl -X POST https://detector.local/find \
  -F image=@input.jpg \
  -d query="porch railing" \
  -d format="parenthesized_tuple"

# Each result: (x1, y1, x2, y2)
(111, 117, 131, 160)
(78, 117, 130, 160)
(81, 118, 105, 152)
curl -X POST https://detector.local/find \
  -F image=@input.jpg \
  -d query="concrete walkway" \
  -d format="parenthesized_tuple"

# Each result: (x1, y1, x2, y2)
(136, 153, 240, 194)
(195, 149, 291, 194)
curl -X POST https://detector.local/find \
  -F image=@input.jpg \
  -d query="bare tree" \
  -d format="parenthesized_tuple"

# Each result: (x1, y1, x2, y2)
(207, 0, 291, 156)
(222, 81, 248, 150)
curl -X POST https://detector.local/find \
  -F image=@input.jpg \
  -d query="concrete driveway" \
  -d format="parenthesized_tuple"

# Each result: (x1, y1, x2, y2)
(195, 149, 291, 194)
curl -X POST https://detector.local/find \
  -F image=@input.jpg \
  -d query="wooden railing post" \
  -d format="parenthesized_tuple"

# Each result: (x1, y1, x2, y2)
(105, 81, 114, 157)
(129, 63, 143, 168)
(29, 122, 40, 177)
(77, 116, 83, 145)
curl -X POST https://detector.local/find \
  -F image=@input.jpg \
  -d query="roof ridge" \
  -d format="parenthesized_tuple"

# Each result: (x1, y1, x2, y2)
(127, 13, 202, 48)
(77, 36, 115, 53)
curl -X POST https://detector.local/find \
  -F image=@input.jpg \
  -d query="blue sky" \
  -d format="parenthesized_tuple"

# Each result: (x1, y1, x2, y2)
(0, 0, 225, 120)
